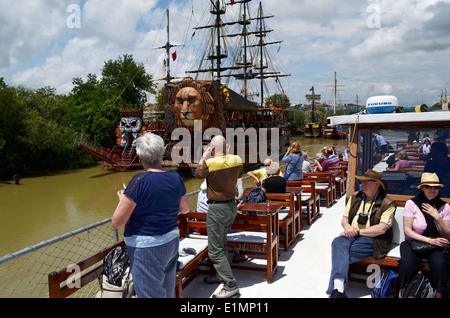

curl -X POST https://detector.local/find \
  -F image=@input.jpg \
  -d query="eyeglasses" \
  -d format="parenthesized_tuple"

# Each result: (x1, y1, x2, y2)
(264, 164, 270, 167)
(423, 185, 440, 189)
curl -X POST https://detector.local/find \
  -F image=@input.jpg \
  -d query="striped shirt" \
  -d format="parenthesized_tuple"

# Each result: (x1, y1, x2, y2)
(327, 154, 339, 167)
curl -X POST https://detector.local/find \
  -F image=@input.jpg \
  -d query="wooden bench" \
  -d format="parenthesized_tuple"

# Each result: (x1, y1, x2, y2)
(185, 205, 280, 283)
(48, 215, 211, 298)
(176, 214, 211, 297)
(286, 180, 320, 225)
(48, 240, 126, 298)
(303, 172, 335, 208)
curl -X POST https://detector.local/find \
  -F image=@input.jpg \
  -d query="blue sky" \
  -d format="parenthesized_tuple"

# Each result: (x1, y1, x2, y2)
(1, 0, 450, 107)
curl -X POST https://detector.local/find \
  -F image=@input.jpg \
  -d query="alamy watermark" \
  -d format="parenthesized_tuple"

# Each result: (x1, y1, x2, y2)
(67, 4, 81, 29)
(366, 3, 381, 29)
(170, 120, 280, 164)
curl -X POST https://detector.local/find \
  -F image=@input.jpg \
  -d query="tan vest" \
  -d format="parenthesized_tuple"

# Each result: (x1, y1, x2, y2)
(348, 191, 396, 259)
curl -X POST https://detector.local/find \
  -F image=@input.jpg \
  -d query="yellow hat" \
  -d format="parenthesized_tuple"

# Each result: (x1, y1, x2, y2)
(417, 173, 444, 189)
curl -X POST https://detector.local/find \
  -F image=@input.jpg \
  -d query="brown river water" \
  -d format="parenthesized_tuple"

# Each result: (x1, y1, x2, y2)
(0, 136, 346, 257)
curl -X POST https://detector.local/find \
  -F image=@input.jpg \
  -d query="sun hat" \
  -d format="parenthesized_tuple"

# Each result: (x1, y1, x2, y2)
(417, 172, 444, 189)
(355, 169, 386, 191)
(265, 162, 280, 175)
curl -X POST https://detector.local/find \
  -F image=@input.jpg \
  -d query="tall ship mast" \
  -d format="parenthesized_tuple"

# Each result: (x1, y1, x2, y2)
(186, 0, 290, 107)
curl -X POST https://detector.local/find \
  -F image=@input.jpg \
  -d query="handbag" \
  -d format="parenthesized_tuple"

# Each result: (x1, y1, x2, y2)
(408, 239, 440, 255)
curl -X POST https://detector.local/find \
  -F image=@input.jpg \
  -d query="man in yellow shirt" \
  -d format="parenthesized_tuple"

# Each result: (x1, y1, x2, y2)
(247, 158, 282, 186)
(195, 135, 243, 298)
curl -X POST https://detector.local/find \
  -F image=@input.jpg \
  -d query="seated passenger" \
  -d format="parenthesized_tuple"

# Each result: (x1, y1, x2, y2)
(314, 153, 329, 172)
(327, 147, 339, 167)
(398, 173, 450, 298)
(247, 158, 282, 186)
(327, 169, 396, 298)
(424, 142, 450, 198)
(386, 151, 410, 171)
(302, 152, 314, 174)
(418, 138, 432, 156)
(262, 162, 286, 193)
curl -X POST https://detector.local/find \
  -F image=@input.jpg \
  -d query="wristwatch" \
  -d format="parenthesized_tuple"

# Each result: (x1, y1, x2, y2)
(357, 230, 360, 237)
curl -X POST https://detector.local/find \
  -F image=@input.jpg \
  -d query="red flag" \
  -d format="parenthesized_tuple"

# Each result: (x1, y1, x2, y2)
(172, 51, 177, 61)
(231, 0, 235, 5)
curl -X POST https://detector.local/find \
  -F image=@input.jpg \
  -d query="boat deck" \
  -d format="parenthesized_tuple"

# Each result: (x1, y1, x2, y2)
(183, 195, 372, 298)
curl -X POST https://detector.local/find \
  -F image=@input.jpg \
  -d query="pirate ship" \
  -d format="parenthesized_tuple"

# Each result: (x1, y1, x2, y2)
(77, 0, 291, 173)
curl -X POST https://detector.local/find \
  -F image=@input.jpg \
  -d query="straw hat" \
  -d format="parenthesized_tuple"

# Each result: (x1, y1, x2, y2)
(265, 162, 280, 175)
(355, 169, 386, 191)
(417, 173, 444, 189)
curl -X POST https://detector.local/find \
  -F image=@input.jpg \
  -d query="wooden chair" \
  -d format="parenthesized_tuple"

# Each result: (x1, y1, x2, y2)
(244, 188, 297, 250)
(287, 180, 320, 225)
(185, 209, 280, 283)
(265, 192, 296, 251)
(303, 173, 334, 208)
(330, 166, 347, 197)
(175, 214, 211, 298)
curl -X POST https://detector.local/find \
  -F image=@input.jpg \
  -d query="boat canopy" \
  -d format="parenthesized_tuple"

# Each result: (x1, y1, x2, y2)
(327, 111, 450, 127)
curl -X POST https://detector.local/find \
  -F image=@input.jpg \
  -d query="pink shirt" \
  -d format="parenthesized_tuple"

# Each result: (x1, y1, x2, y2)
(403, 200, 450, 237)
(396, 160, 410, 168)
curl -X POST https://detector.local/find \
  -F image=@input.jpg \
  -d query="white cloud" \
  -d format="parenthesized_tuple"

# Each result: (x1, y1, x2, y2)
(2, 0, 450, 107)
(0, 0, 66, 69)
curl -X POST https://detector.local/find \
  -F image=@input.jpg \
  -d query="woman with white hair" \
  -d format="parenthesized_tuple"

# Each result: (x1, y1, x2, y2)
(112, 133, 191, 298)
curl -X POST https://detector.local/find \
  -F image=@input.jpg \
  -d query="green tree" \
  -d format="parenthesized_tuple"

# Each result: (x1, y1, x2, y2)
(68, 54, 156, 147)
(101, 54, 155, 106)
(0, 78, 25, 176)
(67, 73, 118, 146)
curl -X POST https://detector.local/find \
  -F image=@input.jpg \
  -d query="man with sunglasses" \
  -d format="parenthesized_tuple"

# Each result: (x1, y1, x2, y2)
(327, 169, 396, 298)
(247, 158, 282, 186)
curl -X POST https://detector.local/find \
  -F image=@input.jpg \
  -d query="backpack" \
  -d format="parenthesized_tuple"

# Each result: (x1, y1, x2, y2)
(402, 271, 436, 298)
(246, 187, 267, 203)
(371, 269, 400, 298)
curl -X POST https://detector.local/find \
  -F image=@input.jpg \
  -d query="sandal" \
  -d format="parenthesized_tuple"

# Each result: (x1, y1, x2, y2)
(232, 254, 248, 263)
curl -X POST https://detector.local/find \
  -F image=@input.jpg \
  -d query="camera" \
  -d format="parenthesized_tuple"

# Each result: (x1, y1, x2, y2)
(357, 213, 369, 225)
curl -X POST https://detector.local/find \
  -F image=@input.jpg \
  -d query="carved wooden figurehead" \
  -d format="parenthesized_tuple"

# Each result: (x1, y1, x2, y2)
(165, 77, 226, 135)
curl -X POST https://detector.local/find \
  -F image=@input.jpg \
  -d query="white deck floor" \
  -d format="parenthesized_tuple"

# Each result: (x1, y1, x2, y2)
(183, 195, 372, 298)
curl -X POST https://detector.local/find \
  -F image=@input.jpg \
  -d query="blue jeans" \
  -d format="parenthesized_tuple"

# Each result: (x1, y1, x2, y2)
(127, 237, 179, 298)
(326, 235, 373, 295)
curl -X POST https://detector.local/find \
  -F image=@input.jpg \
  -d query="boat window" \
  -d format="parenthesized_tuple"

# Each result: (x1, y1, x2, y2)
(355, 127, 450, 198)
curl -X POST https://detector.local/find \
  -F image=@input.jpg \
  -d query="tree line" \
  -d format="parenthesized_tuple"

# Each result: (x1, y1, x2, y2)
(0, 54, 155, 179)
